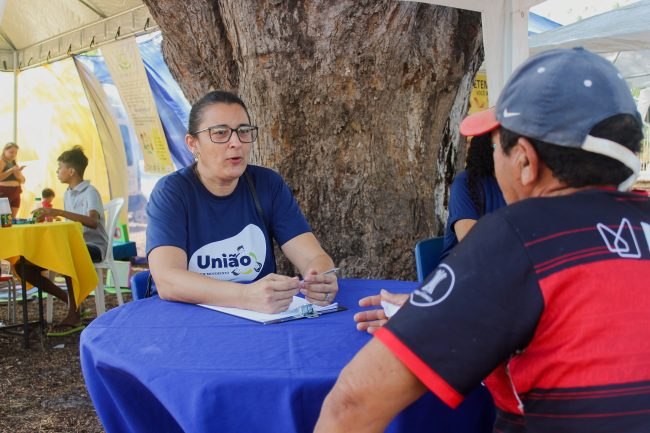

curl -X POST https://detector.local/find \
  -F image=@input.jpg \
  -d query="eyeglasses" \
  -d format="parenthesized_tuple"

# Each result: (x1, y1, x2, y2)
(191, 125, 258, 144)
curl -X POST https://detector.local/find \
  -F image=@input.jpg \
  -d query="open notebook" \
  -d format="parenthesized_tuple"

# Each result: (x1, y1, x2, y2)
(198, 296, 345, 324)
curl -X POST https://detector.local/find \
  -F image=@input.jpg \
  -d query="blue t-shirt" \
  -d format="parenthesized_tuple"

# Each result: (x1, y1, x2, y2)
(146, 164, 311, 282)
(440, 171, 505, 259)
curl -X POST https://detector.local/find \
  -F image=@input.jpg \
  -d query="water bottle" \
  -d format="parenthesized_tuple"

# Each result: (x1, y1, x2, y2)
(32, 197, 43, 223)
(0, 197, 11, 227)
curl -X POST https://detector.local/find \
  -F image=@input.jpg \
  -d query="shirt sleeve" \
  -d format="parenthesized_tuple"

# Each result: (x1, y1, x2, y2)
(447, 172, 481, 231)
(86, 188, 104, 216)
(146, 175, 188, 256)
(376, 211, 544, 408)
(266, 171, 311, 246)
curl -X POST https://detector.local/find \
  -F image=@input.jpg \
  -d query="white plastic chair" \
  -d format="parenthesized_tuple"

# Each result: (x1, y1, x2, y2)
(0, 272, 18, 324)
(93, 198, 125, 316)
(45, 197, 126, 322)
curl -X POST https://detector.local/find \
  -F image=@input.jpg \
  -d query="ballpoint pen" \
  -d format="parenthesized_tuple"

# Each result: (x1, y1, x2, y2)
(299, 267, 340, 284)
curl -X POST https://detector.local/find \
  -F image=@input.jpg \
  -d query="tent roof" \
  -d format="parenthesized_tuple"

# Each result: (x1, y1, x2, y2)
(529, 0, 650, 88)
(0, 0, 156, 70)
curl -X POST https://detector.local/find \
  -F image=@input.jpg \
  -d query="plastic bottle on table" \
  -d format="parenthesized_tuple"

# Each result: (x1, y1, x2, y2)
(32, 197, 44, 223)
(0, 197, 11, 227)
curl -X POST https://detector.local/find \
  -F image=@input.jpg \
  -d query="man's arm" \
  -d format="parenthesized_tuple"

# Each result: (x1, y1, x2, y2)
(314, 338, 427, 433)
(40, 207, 100, 229)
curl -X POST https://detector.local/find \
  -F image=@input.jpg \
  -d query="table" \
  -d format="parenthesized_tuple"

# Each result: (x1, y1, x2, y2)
(0, 221, 98, 347)
(80, 279, 495, 433)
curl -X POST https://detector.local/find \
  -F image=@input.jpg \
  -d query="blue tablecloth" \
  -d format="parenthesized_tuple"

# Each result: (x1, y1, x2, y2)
(80, 278, 495, 433)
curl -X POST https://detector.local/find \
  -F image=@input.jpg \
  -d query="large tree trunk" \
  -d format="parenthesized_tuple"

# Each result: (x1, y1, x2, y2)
(143, 0, 483, 280)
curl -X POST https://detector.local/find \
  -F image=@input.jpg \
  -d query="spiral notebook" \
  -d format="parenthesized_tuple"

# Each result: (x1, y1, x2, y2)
(198, 296, 346, 324)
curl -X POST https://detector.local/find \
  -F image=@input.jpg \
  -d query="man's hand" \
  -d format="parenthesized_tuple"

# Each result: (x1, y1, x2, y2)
(33, 207, 59, 218)
(354, 289, 408, 334)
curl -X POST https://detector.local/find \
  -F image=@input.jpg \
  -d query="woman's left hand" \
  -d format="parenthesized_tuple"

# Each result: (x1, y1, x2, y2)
(299, 268, 339, 306)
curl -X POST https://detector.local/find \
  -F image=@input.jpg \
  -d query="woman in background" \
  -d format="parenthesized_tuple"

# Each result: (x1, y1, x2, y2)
(355, 109, 506, 333)
(439, 130, 506, 260)
(0, 142, 26, 218)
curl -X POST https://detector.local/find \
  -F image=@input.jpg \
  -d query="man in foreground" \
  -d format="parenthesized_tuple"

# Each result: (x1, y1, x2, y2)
(315, 47, 650, 432)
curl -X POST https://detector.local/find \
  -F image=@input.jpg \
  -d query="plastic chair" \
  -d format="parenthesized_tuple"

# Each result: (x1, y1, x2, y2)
(93, 198, 126, 315)
(0, 273, 18, 324)
(414, 236, 445, 282)
(46, 198, 126, 319)
(130, 270, 151, 301)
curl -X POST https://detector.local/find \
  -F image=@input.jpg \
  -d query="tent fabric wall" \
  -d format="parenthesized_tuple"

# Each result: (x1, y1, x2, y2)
(15, 58, 110, 218)
(139, 34, 192, 168)
(78, 33, 192, 170)
(75, 57, 129, 223)
(0, 71, 13, 144)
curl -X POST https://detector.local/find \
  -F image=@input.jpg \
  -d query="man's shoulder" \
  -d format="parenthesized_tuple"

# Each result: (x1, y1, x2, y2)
(70, 180, 100, 198)
(486, 188, 646, 238)
(504, 188, 640, 213)
(83, 182, 100, 194)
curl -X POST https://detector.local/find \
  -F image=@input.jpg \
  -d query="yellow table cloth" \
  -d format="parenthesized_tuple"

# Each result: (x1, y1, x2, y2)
(0, 221, 98, 305)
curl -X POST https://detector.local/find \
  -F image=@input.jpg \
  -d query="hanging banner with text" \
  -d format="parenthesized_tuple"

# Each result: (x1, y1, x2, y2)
(102, 37, 174, 175)
(468, 71, 489, 115)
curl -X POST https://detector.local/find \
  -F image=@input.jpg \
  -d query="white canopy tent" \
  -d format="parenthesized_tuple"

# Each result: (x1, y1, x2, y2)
(529, 0, 650, 90)
(0, 0, 156, 71)
(2, 0, 546, 109)
(528, 0, 650, 176)
(0, 0, 157, 142)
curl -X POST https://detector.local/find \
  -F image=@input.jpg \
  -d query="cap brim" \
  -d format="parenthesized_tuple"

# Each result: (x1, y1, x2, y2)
(460, 108, 500, 137)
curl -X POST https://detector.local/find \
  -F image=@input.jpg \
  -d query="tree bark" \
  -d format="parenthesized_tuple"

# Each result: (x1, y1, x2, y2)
(143, 0, 483, 280)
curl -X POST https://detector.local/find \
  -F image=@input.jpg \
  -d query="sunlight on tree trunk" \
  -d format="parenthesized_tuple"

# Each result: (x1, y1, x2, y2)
(143, 0, 483, 279)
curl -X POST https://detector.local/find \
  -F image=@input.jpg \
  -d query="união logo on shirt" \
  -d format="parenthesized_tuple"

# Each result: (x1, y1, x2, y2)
(189, 224, 266, 282)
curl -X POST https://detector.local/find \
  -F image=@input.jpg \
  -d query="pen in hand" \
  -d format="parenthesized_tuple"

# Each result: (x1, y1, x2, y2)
(299, 267, 340, 285)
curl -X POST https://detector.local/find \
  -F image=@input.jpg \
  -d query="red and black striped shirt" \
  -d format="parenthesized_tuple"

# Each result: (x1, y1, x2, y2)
(378, 189, 650, 432)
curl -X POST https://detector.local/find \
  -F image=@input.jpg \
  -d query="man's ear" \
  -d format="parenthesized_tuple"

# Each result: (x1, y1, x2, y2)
(516, 137, 540, 186)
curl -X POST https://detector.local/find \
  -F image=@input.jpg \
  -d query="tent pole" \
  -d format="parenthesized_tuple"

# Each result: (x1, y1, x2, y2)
(12, 50, 17, 142)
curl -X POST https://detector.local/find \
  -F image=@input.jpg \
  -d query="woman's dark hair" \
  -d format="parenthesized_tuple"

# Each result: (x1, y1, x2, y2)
(188, 90, 250, 134)
(465, 133, 495, 216)
(57, 145, 88, 177)
(500, 114, 643, 188)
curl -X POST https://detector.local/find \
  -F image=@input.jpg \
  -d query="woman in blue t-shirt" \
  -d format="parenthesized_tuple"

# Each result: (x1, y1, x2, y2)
(355, 111, 506, 333)
(439, 132, 506, 260)
(147, 91, 337, 313)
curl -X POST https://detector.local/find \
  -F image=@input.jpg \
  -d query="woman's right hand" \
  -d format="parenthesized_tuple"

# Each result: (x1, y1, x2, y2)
(244, 274, 300, 314)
